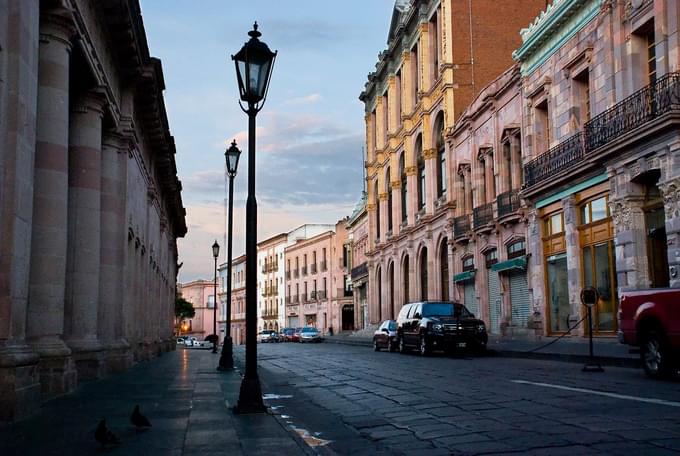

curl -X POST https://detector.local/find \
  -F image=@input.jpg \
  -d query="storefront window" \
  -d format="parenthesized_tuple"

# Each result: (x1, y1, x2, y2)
(581, 196, 608, 224)
(545, 212, 564, 235)
(507, 240, 526, 259)
(547, 253, 569, 332)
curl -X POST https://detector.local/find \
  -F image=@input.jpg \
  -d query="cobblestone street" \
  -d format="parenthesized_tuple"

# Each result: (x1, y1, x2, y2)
(254, 343, 680, 455)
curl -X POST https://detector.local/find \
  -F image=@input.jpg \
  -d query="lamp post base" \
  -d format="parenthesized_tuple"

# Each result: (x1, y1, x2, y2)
(217, 337, 234, 370)
(212, 343, 218, 354)
(234, 376, 266, 414)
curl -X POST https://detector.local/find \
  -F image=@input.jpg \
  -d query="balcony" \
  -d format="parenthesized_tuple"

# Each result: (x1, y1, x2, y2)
(310, 290, 317, 300)
(524, 132, 585, 189)
(293, 269, 299, 278)
(497, 190, 520, 219)
(317, 290, 327, 300)
(292, 295, 299, 304)
(453, 214, 471, 239)
(261, 265, 267, 273)
(302, 266, 308, 276)
(473, 203, 494, 230)
(337, 288, 353, 298)
(524, 73, 680, 190)
(286, 270, 290, 280)
(320, 261, 327, 271)
(310, 263, 317, 274)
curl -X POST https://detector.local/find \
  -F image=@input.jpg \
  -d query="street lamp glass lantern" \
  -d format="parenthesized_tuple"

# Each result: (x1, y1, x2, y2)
(232, 22, 277, 105)
(212, 240, 220, 259)
(225, 140, 241, 177)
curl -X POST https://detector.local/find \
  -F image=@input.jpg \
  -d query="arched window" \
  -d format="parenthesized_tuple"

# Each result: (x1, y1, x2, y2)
(387, 167, 393, 232)
(376, 266, 383, 321)
(399, 153, 407, 224)
(440, 239, 449, 300)
(403, 255, 410, 304)
(416, 135, 425, 211)
(420, 247, 428, 300)
(375, 181, 381, 241)
(435, 112, 446, 198)
(388, 262, 395, 318)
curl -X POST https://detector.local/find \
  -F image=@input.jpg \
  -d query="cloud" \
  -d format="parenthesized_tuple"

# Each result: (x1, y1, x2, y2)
(284, 93, 322, 105)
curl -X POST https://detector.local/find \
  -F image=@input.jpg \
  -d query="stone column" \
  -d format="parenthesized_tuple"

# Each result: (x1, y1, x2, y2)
(379, 192, 389, 239)
(406, 166, 418, 223)
(424, 148, 437, 214)
(510, 135, 522, 191)
(0, 0, 42, 421)
(610, 197, 650, 290)
(474, 155, 486, 207)
(659, 178, 680, 287)
(64, 90, 106, 379)
(563, 196, 584, 335)
(525, 209, 545, 336)
(391, 180, 402, 236)
(26, 6, 77, 398)
(99, 132, 132, 372)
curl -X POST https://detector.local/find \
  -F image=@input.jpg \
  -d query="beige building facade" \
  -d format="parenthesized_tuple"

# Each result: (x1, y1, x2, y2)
(0, 0, 186, 421)
(257, 233, 286, 332)
(177, 280, 217, 342)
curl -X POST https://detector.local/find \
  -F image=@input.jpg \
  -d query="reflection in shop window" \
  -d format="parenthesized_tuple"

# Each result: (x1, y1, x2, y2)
(581, 196, 608, 224)
(547, 253, 569, 333)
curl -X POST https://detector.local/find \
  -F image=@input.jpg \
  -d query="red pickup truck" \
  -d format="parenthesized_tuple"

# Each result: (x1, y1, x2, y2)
(618, 289, 680, 379)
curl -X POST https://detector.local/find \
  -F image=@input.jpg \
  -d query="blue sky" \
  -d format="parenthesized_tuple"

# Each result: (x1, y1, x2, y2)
(139, 1, 394, 281)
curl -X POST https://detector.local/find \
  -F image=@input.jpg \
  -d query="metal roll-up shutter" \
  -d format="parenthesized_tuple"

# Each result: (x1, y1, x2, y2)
(487, 269, 501, 334)
(288, 316, 299, 327)
(509, 271, 530, 327)
(464, 282, 477, 318)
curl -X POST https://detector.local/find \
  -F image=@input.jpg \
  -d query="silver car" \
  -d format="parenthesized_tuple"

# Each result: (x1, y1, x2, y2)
(299, 327, 322, 343)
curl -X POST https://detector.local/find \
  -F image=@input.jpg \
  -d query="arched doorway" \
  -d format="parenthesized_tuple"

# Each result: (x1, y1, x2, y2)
(420, 247, 428, 300)
(440, 238, 449, 300)
(376, 266, 382, 322)
(403, 254, 410, 305)
(388, 262, 395, 319)
(342, 304, 354, 331)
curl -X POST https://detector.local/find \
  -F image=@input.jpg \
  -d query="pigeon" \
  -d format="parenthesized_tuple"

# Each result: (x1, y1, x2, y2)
(95, 419, 120, 446)
(130, 404, 152, 430)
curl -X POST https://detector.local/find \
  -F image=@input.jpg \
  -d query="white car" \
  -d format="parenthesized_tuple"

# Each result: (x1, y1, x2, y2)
(258, 330, 278, 343)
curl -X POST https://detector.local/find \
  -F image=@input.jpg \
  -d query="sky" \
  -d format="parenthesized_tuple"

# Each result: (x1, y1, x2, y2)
(139, 1, 394, 282)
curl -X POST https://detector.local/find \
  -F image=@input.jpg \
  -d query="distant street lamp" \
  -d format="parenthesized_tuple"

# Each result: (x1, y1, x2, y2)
(232, 21, 276, 414)
(218, 140, 241, 371)
(212, 240, 220, 353)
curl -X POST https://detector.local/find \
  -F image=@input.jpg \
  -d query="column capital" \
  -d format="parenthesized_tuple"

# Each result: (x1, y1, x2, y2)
(40, 6, 76, 48)
(423, 148, 437, 160)
(390, 180, 401, 189)
(366, 203, 376, 211)
(72, 89, 107, 117)
(406, 166, 418, 176)
(378, 192, 389, 201)
(457, 163, 471, 176)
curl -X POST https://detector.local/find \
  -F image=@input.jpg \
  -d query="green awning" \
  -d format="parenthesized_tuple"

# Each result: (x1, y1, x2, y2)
(453, 270, 475, 283)
(491, 256, 527, 273)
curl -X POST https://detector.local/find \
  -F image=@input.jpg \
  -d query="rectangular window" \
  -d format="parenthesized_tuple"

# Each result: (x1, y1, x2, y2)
(462, 256, 474, 271)
(534, 98, 550, 153)
(395, 70, 402, 128)
(383, 93, 389, 140)
(647, 28, 656, 83)
(546, 212, 564, 235)
(411, 43, 419, 105)
(547, 253, 569, 332)
(573, 68, 591, 128)
(430, 11, 439, 82)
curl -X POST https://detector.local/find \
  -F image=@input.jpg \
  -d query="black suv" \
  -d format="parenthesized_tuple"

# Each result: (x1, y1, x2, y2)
(396, 301, 487, 356)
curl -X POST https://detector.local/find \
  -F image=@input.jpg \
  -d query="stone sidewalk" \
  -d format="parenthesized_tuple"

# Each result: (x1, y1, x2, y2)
(0, 347, 311, 456)
(325, 331, 640, 368)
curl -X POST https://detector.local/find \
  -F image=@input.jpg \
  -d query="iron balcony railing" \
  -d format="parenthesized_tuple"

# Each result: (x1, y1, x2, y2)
(585, 72, 680, 151)
(524, 132, 585, 188)
(473, 203, 494, 228)
(302, 266, 307, 276)
(293, 269, 299, 278)
(285, 270, 290, 280)
(524, 73, 680, 188)
(317, 290, 327, 300)
(453, 214, 471, 238)
(310, 264, 317, 274)
(310, 291, 317, 300)
(320, 261, 327, 271)
(497, 190, 520, 218)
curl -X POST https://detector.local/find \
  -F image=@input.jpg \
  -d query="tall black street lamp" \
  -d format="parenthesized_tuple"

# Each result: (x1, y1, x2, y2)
(232, 22, 276, 414)
(218, 140, 241, 371)
(211, 240, 220, 353)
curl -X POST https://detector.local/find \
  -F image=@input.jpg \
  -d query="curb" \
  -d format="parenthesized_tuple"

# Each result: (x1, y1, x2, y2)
(324, 336, 640, 369)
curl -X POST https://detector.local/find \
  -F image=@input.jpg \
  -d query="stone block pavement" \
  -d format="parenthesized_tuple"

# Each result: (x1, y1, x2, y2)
(0, 347, 311, 456)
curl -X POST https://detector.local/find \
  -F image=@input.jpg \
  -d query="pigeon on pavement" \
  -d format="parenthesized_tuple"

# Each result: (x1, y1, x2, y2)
(130, 404, 152, 430)
(95, 419, 120, 446)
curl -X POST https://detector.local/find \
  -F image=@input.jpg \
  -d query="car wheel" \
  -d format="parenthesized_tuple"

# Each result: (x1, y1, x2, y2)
(419, 334, 430, 357)
(641, 329, 672, 379)
(373, 338, 380, 351)
(398, 337, 407, 354)
(388, 339, 397, 353)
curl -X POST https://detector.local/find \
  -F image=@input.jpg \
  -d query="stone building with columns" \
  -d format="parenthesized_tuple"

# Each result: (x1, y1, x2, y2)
(0, 0, 186, 421)
(516, 0, 680, 336)
(449, 66, 531, 336)
(359, 0, 546, 325)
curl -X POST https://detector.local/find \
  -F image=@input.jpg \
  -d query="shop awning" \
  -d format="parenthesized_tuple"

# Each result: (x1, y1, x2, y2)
(453, 270, 475, 283)
(491, 256, 527, 273)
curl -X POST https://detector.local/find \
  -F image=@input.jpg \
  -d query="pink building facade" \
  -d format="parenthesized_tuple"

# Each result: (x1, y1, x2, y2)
(257, 234, 287, 332)
(218, 255, 246, 346)
(347, 194, 370, 329)
(330, 220, 352, 332)
(0, 0, 186, 421)
(178, 280, 218, 342)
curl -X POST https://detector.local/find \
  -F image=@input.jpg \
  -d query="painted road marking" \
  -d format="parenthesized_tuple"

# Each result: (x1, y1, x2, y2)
(511, 379, 680, 408)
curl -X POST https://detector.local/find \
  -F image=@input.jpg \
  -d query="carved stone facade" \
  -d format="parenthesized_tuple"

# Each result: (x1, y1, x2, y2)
(0, 0, 186, 421)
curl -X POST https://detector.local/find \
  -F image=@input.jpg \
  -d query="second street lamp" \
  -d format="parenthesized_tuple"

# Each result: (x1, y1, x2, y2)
(211, 240, 220, 353)
(218, 140, 241, 371)
(232, 21, 276, 414)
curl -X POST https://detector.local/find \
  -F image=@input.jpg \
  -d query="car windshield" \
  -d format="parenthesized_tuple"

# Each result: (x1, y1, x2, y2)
(301, 327, 317, 333)
(387, 321, 397, 331)
(421, 303, 472, 318)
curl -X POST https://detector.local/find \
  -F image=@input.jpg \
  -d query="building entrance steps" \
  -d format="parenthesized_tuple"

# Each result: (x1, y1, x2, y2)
(0, 348, 311, 455)
(325, 331, 639, 368)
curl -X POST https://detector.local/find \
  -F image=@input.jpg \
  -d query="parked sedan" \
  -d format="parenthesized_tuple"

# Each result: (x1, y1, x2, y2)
(292, 327, 302, 342)
(257, 330, 278, 343)
(299, 327, 322, 343)
(373, 320, 397, 352)
(281, 327, 296, 342)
